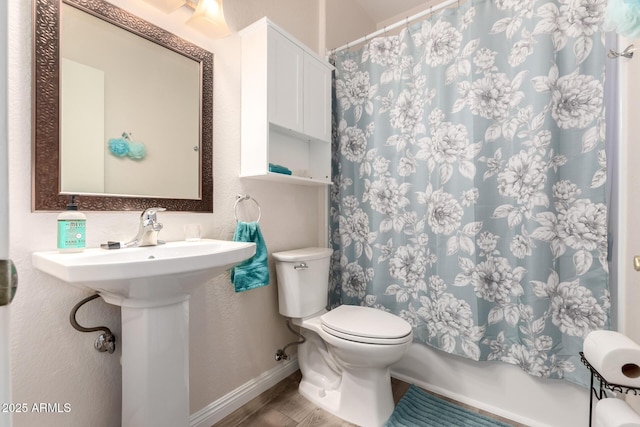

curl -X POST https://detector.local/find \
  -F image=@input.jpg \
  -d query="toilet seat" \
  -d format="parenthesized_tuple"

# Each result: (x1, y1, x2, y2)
(320, 305, 413, 345)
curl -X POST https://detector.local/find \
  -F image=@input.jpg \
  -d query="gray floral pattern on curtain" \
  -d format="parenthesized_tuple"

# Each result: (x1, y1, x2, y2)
(329, 0, 610, 386)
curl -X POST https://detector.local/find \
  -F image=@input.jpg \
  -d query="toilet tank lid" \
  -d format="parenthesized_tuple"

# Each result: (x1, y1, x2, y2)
(272, 247, 333, 262)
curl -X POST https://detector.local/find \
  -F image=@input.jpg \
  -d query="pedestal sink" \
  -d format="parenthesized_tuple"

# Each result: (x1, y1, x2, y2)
(32, 239, 256, 427)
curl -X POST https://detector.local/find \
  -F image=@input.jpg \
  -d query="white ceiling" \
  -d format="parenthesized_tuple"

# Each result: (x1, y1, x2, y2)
(352, 0, 434, 25)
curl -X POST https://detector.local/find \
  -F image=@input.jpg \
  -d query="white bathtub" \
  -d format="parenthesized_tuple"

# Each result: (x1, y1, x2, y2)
(390, 343, 591, 427)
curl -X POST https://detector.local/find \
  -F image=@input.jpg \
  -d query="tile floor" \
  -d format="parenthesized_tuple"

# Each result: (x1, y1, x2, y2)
(213, 370, 527, 426)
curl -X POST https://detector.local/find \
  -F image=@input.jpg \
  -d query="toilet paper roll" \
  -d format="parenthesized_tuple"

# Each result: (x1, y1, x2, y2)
(595, 398, 640, 427)
(584, 331, 640, 388)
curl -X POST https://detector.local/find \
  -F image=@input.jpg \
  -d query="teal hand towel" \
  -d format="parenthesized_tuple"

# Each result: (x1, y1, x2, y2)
(231, 221, 270, 292)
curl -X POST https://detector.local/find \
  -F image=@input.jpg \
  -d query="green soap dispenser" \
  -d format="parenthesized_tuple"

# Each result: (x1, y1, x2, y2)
(57, 196, 86, 253)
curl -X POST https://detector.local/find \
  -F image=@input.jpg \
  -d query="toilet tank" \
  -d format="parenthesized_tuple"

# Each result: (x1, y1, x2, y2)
(272, 247, 333, 318)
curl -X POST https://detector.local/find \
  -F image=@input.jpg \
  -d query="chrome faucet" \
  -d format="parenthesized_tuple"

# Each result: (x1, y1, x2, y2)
(126, 207, 166, 247)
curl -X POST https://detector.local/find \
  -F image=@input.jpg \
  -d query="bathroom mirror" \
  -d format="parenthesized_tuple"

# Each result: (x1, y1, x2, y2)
(33, 0, 214, 211)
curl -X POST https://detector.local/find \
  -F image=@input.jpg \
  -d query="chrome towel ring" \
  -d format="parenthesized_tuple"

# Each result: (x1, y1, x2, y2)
(234, 194, 262, 223)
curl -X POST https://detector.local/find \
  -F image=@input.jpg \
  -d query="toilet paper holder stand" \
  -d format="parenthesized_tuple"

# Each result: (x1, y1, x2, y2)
(580, 352, 640, 427)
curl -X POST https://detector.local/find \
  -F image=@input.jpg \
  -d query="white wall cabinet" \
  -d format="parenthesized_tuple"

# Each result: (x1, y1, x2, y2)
(240, 18, 332, 185)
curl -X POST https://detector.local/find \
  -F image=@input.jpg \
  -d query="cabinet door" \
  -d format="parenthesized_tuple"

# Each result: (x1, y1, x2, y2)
(268, 28, 303, 133)
(303, 53, 331, 142)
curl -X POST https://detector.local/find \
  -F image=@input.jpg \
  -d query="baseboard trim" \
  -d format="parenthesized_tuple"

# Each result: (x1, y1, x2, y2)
(190, 357, 300, 427)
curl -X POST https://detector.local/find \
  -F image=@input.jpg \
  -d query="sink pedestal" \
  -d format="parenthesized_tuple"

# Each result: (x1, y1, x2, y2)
(120, 297, 190, 427)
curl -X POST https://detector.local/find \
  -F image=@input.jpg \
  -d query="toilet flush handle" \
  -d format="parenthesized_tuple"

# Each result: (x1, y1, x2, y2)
(294, 262, 308, 270)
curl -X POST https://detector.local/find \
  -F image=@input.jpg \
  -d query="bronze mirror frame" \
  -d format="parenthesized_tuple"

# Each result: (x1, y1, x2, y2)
(33, 0, 214, 212)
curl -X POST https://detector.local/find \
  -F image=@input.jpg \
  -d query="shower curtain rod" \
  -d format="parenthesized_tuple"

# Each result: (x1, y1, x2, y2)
(331, 0, 461, 54)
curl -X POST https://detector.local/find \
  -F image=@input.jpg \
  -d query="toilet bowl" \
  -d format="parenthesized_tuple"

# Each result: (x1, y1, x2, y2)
(272, 248, 413, 427)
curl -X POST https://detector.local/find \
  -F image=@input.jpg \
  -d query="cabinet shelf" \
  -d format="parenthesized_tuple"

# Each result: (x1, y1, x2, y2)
(240, 172, 331, 186)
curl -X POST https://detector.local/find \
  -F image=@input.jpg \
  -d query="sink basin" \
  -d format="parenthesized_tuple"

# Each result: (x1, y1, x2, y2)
(32, 239, 256, 307)
(32, 238, 257, 427)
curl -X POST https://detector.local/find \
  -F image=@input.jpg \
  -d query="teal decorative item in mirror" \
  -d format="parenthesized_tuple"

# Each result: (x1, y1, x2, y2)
(127, 142, 147, 160)
(108, 133, 130, 157)
(108, 132, 147, 161)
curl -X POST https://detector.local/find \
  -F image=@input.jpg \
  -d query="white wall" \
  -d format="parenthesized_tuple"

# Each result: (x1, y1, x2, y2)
(616, 35, 640, 414)
(1, 0, 11, 426)
(8, 1, 322, 426)
(618, 34, 640, 345)
(325, 0, 375, 54)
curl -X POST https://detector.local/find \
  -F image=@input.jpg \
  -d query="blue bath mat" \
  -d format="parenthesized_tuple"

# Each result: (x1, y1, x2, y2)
(385, 385, 513, 427)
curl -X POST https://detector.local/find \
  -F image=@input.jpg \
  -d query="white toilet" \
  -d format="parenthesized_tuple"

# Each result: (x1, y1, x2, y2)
(272, 247, 413, 427)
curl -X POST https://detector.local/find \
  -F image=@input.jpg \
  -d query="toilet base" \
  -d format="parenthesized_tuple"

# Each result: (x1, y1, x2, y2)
(298, 366, 395, 427)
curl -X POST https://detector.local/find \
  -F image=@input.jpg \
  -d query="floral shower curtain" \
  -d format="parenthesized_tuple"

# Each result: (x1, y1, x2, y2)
(329, 0, 610, 386)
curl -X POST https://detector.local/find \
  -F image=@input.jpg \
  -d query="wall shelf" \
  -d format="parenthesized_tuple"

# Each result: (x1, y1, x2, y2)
(240, 172, 331, 186)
